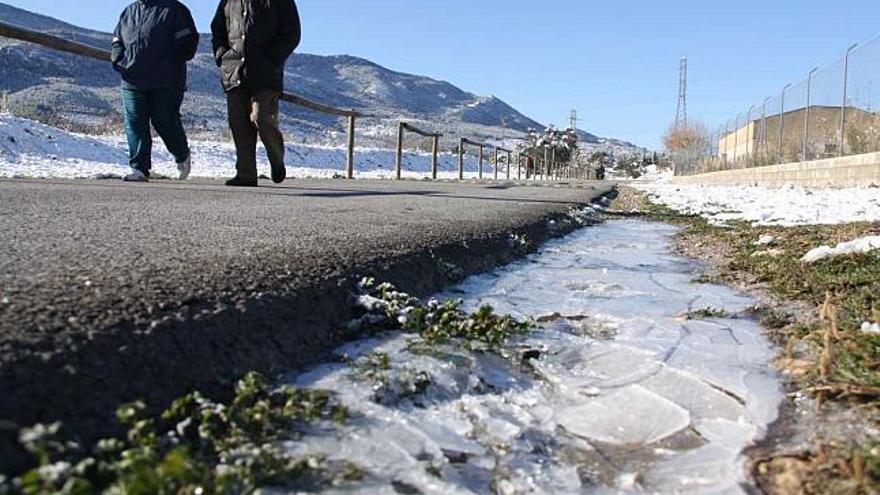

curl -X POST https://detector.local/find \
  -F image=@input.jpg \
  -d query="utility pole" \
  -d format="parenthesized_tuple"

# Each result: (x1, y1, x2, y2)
(675, 57, 688, 129)
(569, 109, 578, 131)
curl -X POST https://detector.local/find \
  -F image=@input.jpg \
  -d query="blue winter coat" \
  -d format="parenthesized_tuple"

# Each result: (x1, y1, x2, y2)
(111, 0, 199, 91)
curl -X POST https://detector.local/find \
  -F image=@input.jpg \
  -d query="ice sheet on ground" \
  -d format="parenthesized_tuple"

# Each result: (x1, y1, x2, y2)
(283, 220, 782, 494)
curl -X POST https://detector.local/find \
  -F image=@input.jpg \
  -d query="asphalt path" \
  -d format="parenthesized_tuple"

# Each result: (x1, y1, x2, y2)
(0, 177, 614, 472)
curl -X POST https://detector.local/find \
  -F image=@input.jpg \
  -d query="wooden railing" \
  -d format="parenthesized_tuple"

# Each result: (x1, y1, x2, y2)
(395, 122, 441, 180)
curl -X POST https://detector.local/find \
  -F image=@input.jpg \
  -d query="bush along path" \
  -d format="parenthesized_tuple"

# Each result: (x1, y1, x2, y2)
(0, 280, 533, 494)
(609, 187, 880, 495)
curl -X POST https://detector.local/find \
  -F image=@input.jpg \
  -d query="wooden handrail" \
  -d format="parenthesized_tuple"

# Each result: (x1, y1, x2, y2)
(461, 137, 488, 148)
(400, 122, 441, 138)
(0, 21, 110, 62)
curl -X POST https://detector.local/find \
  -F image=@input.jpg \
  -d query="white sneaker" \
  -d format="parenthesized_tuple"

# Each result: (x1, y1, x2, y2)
(123, 169, 148, 182)
(177, 154, 191, 180)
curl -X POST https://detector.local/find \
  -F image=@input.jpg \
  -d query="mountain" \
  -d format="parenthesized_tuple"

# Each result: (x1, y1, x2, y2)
(0, 2, 640, 151)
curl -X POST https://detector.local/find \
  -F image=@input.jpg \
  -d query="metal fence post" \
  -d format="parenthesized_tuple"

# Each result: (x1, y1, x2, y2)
(840, 43, 858, 157)
(506, 150, 512, 180)
(478, 145, 484, 180)
(779, 83, 791, 164)
(517, 153, 522, 180)
(723, 123, 730, 164)
(761, 97, 770, 156)
(494, 147, 499, 180)
(347, 115, 356, 179)
(733, 113, 741, 165)
(431, 135, 439, 180)
(458, 138, 464, 180)
(804, 67, 817, 161)
(395, 122, 404, 180)
(745, 106, 755, 166)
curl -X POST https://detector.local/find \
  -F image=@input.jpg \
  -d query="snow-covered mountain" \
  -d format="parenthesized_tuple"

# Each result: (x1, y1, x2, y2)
(0, 2, 641, 151)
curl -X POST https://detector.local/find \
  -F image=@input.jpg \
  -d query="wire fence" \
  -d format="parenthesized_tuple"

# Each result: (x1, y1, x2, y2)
(677, 33, 880, 176)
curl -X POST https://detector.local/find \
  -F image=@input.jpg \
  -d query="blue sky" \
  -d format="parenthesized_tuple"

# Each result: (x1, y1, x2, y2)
(6, 0, 880, 149)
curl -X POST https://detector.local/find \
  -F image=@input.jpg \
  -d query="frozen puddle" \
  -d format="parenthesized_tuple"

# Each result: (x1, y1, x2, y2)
(287, 220, 783, 494)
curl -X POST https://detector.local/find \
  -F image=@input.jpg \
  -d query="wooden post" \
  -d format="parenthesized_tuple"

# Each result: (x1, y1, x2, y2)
(346, 115, 356, 179)
(517, 153, 522, 180)
(431, 135, 439, 180)
(395, 122, 404, 180)
(478, 145, 484, 180)
(551, 149, 557, 180)
(543, 148, 549, 181)
(459, 138, 465, 180)
(506, 151, 512, 180)
(494, 148, 499, 180)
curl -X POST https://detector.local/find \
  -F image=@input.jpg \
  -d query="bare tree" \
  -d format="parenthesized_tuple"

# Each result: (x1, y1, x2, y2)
(662, 121, 711, 175)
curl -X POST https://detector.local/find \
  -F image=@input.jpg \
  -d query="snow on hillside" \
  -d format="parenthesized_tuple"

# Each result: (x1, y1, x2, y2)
(0, 114, 494, 180)
(635, 183, 880, 226)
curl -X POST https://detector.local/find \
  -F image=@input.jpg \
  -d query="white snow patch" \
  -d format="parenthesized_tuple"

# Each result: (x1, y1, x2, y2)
(754, 235, 776, 246)
(0, 114, 494, 181)
(861, 322, 880, 335)
(802, 236, 880, 263)
(635, 183, 880, 226)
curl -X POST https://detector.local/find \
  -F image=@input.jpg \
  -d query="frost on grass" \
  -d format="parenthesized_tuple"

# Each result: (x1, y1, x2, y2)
(3, 373, 359, 495)
(353, 277, 533, 351)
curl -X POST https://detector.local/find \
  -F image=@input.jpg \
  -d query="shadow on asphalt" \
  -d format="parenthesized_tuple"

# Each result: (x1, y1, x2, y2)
(12, 180, 589, 205)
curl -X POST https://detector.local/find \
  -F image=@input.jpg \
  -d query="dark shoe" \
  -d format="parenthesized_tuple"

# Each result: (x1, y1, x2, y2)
(123, 170, 149, 182)
(225, 176, 258, 187)
(270, 163, 286, 184)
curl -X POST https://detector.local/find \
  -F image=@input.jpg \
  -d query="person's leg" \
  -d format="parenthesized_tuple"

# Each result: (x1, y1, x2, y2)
(226, 88, 259, 184)
(251, 90, 286, 184)
(121, 88, 152, 177)
(149, 87, 190, 164)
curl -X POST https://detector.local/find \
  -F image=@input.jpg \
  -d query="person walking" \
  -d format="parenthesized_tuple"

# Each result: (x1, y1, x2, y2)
(211, 0, 301, 187)
(111, 0, 199, 183)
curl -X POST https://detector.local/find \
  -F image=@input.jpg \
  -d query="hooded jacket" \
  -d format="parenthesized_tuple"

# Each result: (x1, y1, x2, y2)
(111, 0, 199, 91)
(210, 0, 301, 92)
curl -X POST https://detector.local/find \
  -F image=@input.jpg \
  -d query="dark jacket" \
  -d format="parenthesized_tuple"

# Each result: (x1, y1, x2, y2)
(211, 0, 301, 92)
(111, 0, 199, 91)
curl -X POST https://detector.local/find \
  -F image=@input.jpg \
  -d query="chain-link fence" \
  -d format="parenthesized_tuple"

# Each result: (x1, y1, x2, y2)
(677, 34, 880, 176)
